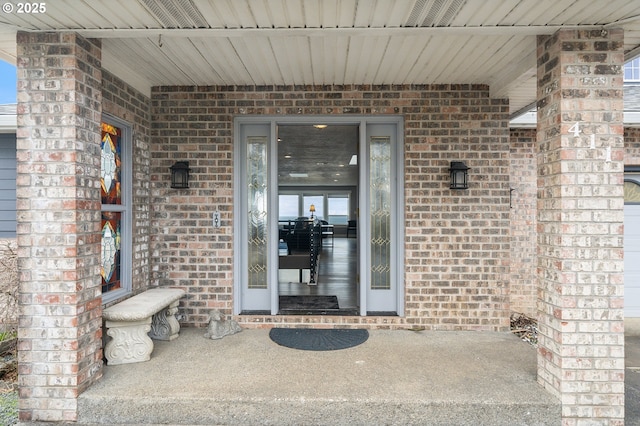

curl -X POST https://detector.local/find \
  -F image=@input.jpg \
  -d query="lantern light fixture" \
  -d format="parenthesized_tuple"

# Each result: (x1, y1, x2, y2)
(170, 161, 191, 189)
(449, 161, 469, 190)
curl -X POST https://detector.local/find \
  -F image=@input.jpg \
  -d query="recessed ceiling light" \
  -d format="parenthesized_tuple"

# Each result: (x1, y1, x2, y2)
(313, 124, 327, 129)
(284, 155, 292, 159)
(335, 173, 341, 176)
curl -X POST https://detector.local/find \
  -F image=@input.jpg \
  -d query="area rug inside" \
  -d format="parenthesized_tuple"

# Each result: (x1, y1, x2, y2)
(279, 295, 339, 311)
(269, 328, 369, 351)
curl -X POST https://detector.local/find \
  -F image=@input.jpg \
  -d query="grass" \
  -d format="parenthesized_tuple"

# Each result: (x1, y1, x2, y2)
(0, 331, 16, 342)
(0, 390, 18, 426)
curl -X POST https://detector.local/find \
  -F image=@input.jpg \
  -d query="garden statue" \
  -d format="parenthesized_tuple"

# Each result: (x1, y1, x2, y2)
(204, 309, 242, 340)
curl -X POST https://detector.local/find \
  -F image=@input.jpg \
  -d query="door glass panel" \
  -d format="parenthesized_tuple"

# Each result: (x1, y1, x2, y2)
(370, 136, 391, 290)
(247, 137, 268, 289)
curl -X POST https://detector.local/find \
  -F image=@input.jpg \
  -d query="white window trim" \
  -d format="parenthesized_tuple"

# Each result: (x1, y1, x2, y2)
(625, 58, 640, 83)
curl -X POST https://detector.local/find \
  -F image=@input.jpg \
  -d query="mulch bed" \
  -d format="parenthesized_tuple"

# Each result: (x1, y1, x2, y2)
(510, 312, 538, 347)
(0, 338, 17, 392)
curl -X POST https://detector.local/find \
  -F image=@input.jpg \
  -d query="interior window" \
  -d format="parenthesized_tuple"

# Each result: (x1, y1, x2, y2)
(328, 196, 349, 225)
(278, 194, 299, 220)
(303, 195, 324, 219)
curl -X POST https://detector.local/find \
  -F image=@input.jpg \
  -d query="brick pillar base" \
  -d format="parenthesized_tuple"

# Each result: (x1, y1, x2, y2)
(16, 32, 103, 422)
(536, 29, 625, 424)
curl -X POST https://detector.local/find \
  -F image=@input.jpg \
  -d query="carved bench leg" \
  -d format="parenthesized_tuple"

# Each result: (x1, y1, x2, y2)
(149, 300, 181, 341)
(104, 318, 153, 365)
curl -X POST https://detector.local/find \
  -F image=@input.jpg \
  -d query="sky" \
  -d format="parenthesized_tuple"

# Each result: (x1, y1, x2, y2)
(0, 59, 17, 104)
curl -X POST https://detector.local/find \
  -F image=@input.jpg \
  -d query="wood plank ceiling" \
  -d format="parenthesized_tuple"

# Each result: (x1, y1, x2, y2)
(0, 0, 639, 117)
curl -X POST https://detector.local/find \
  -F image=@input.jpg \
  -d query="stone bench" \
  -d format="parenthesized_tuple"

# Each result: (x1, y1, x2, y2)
(103, 287, 185, 365)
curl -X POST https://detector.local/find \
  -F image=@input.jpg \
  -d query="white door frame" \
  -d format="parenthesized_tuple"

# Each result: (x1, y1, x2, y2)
(233, 115, 404, 316)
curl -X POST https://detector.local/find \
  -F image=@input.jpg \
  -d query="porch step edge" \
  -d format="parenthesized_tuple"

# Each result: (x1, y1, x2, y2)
(77, 396, 561, 425)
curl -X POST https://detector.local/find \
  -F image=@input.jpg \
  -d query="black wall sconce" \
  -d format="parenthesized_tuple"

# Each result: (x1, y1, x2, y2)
(449, 161, 469, 190)
(170, 161, 190, 189)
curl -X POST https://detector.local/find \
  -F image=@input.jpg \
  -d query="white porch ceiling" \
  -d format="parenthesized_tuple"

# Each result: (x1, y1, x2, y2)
(0, 0, 639, 116)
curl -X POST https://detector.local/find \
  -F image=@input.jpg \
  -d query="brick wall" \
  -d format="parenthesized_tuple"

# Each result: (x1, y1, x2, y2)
(509, 128, 538, 317)
(536, 29, 625, 423)
(624, 127, 640, 165)
(102, 70, 152, 298)
(150, 84, 511, 331)
(509, 125, 639, 319)
(16, 32, 103, 422)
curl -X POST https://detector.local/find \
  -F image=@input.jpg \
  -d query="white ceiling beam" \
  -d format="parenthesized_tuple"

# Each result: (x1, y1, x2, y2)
(60, 24, 612, 39)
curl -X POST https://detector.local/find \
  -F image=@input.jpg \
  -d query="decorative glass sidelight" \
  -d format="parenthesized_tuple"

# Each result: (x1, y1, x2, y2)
(370, 136, 391, 290)
(247, 137, 268, 289)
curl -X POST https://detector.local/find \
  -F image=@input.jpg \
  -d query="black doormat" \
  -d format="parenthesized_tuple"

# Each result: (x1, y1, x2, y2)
(269, 328, 369, 351)
(279, 295, 339, 311)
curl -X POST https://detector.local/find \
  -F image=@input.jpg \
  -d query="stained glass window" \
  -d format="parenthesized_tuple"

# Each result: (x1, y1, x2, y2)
(101, 123, 121, 205)
(100, 119, 130, 299)
(101, 211, 122, 293)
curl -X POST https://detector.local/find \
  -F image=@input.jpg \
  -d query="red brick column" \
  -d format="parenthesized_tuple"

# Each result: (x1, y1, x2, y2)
(536, 29, 625, 424)
(16, 32, 103, 422)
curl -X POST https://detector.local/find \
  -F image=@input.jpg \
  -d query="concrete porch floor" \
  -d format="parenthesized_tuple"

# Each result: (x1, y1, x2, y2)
(77, 327, 562, 425)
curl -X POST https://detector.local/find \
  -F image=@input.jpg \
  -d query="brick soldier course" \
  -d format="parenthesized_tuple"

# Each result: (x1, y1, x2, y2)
(14, 28, 627, 424)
